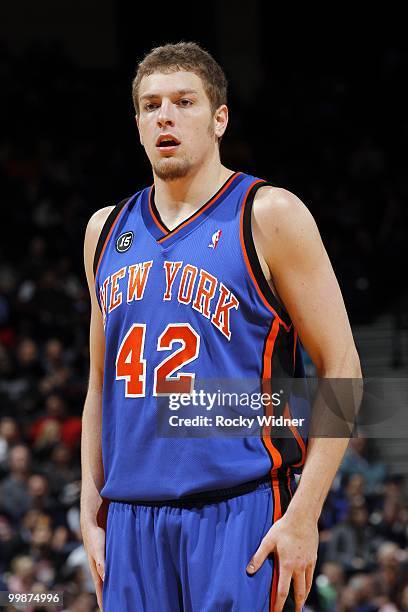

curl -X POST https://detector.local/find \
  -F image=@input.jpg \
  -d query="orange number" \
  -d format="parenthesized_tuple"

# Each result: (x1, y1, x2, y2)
(115, 324, 146, 397)
(116, 323, 200, 397)
(154, 323, 200, 395)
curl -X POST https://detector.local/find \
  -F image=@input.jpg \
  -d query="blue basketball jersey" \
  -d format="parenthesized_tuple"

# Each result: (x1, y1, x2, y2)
(94, 171, 308, 502)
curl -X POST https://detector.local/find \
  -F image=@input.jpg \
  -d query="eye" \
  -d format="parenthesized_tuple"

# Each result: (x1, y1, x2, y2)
(178, 99, 193, 107)
(144, 103, 159, 111)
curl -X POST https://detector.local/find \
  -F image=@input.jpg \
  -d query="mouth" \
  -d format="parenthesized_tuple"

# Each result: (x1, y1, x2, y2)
(156, 135, 181, 151)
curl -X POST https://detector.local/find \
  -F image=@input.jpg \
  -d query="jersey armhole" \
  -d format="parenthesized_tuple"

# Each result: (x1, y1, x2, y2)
(241, 181, 292, 330)
(93, 197, 130, 279)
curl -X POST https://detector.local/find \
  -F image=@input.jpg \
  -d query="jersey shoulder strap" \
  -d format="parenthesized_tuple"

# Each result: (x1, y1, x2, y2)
(93, 197, 130, 278)
(241, 179, 292, 329)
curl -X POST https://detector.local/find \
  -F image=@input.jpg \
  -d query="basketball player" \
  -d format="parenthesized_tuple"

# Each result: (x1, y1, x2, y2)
(80, 42, 361, 611)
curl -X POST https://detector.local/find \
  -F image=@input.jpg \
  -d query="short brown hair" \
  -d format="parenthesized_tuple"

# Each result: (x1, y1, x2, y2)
(132, 41, 227, 115)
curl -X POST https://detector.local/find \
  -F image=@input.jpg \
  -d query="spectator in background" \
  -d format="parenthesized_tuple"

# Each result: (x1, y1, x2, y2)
(315, 561, 346, 611)
(27, 473, 67, 528)
(0, 416, 20, 472)
(0, 514, 25, 572)
(0, 266, 16, 347)
(17, 338, 44, 382)
(43, 339, 65, 374)
(326, 502, 376, 573)
(340, 438, 387, 496)
(20, 236, 47, 283)
(341, 573, 377, 612)
(38, 339, 72, 397)
(65, 591, 97, 612)
(400, 584, 408, 612)
(0, 343, 13, 377)
(27, 516, 57, 586)
(29, 393, 81, 457)
(344, 473, 366, 506)
(338, 583, 360, 612)
(372, 496, 408, 548)
(27, 474, 56, 516)
(14, 338, 44, 416)
(372, 542, 408, 610)
(2, 338, 44, 421)
(43, 444, 80, 496)
(383, 474, 405, 502)
(6, 554, 36, 594)
(0, 444, 32, 523)
(51, 524, 74, 567)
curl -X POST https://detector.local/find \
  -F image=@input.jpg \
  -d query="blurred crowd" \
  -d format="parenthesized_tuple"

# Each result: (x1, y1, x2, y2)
(0, 39, 407, 611)
(314, 439, 408, 611)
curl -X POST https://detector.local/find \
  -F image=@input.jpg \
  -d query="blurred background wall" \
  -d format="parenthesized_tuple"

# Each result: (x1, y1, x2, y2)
(0, 3, 407, 610)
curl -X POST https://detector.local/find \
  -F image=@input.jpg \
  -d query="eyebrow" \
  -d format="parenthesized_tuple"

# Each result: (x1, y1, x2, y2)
(140, 89, 199, 101)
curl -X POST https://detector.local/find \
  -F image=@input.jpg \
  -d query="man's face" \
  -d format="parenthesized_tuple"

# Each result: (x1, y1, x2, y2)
(136, 70, 227, 181)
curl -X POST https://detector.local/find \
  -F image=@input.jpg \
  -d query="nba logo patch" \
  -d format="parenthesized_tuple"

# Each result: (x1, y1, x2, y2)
(208, 229, 222, 249)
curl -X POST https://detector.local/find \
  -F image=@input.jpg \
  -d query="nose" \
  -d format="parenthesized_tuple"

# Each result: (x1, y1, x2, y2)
(157, 99, 175, 128)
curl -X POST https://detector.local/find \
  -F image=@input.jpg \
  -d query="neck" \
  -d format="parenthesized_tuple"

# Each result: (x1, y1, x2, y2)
(153, 155, 234, 217)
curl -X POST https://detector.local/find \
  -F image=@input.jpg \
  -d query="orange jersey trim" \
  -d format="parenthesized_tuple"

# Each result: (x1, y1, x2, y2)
(156, 172, 242, 244)
(261, 318, 283, 470)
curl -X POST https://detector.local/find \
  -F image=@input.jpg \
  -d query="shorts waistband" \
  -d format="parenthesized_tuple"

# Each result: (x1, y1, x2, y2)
(108, 471, 292, 509)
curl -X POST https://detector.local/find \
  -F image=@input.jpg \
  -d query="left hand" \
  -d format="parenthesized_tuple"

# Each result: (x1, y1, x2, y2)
(246, 511, 318, 612)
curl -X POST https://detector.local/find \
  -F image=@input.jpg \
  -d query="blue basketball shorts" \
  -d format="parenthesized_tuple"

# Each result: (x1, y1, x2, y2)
(102, 477, 296, 611)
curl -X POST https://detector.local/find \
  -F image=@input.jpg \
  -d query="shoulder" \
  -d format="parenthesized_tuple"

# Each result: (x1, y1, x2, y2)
(252, 185, 320, 247)
(251, 184, 324, 269)
(83, 206, 115, 284)
(85, 206, 115, 245)
(253, 185, 315, 229)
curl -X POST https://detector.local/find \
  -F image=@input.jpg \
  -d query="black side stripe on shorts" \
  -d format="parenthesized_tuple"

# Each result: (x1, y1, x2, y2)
(93, 197, 130, 279)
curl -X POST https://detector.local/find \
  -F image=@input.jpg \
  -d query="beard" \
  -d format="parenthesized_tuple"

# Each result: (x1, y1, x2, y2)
(152, 120, 216, 182)
(153, 155, 191, 181)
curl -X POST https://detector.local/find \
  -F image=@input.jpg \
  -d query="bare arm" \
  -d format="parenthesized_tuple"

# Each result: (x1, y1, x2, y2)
(246, 187, 362, 611)
(80, 205, 113, 610)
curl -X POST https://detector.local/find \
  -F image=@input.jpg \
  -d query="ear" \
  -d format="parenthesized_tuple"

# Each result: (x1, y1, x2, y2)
(214, 105, 228, 140)
(135, 114, 143, 146)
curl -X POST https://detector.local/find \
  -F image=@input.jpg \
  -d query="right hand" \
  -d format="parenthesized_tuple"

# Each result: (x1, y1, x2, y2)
(81, 521, 106, 611)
